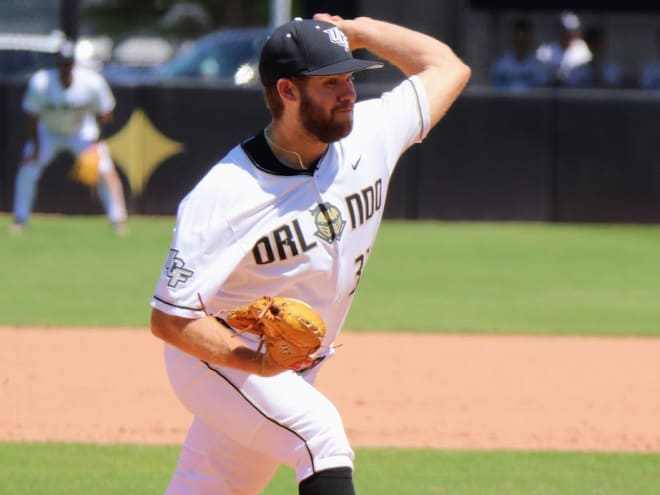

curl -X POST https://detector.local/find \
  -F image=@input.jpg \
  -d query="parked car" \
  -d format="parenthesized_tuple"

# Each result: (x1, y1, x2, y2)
(101, 35, 175, 80)
(0, 31, 63, 79)
(0, 31, 111, 79)
(104, 27, 269, 87)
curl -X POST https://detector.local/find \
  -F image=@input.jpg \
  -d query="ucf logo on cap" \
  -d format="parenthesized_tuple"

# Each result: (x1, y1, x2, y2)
(323, 27, 350, 52)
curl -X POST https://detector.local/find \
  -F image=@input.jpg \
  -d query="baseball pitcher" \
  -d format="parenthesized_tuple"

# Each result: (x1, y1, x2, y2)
(150, 13, 470, 495)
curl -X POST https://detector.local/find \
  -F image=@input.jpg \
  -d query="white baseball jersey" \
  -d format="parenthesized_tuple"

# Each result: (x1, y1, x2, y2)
(22, 66, 115, 140)
(151, 76, 430, 493)
(152, 75, 429, 351)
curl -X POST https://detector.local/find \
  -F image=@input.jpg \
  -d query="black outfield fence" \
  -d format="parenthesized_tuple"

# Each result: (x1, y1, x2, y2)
(1, 81, 658, 223)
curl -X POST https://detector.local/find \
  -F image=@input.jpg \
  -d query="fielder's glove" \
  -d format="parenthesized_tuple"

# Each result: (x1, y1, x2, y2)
(224, 296, 326, 371)
(69, 143, 100, 187)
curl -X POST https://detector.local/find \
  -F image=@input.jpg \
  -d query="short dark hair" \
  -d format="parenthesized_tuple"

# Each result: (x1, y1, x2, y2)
(263, 85, 284, 119)
(263, 77, 309, 119)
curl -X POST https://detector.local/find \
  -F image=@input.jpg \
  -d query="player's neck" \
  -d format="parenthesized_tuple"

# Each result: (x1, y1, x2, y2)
(265, 123, 327, 171)
(57, 66, 74, 88)
(59, 74, 73, 88)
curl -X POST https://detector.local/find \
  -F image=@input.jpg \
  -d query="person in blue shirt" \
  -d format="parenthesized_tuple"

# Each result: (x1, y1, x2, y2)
(639, 26, 660, 90)
(563, 26, 623, 89)
(536, 11, 591, 86)
(491, 18, 550, 91)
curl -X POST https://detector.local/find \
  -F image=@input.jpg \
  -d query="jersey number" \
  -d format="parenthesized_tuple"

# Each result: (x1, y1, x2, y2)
(349, 248, 371, 296)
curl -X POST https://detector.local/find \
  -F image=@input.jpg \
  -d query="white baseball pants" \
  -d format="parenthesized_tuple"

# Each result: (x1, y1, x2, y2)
(13, 129, 126, 224)
(163, 344, 354, 495)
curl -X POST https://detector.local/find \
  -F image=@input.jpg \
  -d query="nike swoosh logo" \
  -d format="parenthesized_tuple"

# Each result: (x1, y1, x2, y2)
(351, 156, 361, 170)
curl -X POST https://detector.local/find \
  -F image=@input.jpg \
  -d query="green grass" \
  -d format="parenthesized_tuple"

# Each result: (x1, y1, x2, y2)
(0, 443, 177, 495)
(2, 216, 659, 493)
(1, 444, 658, 495)
(352, 221, 660, 335)
(2, 214, 660, 335)
(1, 214, 174, 328)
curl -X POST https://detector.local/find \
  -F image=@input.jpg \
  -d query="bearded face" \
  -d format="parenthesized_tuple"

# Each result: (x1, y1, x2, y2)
(296, 79, 354, 143)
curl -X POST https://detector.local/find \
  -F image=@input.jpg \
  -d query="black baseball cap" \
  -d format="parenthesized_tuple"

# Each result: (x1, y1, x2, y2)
(259, 18, 383, 86)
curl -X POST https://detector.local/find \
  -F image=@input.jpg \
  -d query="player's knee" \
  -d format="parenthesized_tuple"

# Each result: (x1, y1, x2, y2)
(299, 467, 355, 495)
(295, 409, 354, 482)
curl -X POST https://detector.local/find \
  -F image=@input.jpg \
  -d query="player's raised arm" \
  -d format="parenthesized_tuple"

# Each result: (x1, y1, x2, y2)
(314, 13, 471, 128)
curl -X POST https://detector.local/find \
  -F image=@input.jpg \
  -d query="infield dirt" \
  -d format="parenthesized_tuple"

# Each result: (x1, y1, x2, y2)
(1, 328, 659, 451)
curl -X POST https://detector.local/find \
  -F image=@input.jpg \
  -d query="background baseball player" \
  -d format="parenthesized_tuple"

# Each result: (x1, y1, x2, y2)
(150, 13, 470, 495)
(9, 40, 128, 235)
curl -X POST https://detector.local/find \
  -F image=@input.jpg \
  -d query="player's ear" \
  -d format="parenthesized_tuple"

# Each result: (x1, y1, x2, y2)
(277, 79, 298, 102)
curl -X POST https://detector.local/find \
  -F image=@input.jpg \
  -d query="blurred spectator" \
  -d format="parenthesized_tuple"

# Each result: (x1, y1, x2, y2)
(563, 26, 623, 89)
(639, 26, 660, 90)
(491, 18, 551, 90)
(536, 11, 592, 86)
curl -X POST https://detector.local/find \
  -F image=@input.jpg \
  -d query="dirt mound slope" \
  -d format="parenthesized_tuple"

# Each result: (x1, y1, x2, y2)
(1, 328, 659, 451)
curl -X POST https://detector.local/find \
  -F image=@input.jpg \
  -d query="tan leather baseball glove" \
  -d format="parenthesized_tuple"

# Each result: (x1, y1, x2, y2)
(70, 143, 100, 187)
(224, 296, 326, 371)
